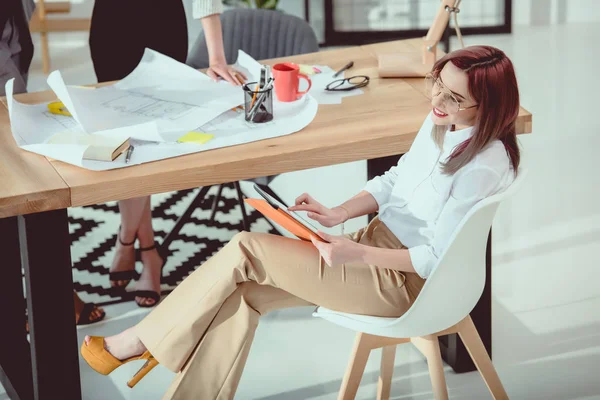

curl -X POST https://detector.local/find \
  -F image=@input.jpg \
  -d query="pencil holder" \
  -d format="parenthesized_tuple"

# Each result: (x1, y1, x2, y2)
(243, 82, 274, 123)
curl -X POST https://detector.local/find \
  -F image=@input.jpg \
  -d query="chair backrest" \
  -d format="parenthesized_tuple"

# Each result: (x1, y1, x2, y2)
(391, 169, 528, 337)
(187, 8, 320, 69)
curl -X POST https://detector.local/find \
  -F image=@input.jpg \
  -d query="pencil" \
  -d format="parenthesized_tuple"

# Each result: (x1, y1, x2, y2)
(233, 72, 245, 85)
(230, 72, 245, 111)
(250, 87, 259, 109)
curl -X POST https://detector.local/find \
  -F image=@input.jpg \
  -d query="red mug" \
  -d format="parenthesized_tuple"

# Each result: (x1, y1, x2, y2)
(272, 63, 312, 102)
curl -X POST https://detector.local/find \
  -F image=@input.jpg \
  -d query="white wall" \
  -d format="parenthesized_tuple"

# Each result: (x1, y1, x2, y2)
(513, 0, 600, 25)
(48, 0, 600, 25)
(42, 0, 600, 56)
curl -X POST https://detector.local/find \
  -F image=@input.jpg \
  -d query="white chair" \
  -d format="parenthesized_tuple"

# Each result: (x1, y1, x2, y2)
(314, 169, 527, 400)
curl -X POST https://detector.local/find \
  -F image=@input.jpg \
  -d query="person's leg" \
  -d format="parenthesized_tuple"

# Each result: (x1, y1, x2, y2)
(89, 0, 152, 289)
(109, 197, 148, 287)
(27, 291, 105, 333)
(83, 220, 420, 396)
(162, 282, 311, 400)
(72, 291, 105, 325)
(100, 226, 412, 368)
(126, 0, 187, 306)
(89, 0, 187, 300)
(133, 196, 164, 306)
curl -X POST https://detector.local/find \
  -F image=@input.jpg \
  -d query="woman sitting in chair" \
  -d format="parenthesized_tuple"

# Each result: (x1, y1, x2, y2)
(81, 45, 521, 398)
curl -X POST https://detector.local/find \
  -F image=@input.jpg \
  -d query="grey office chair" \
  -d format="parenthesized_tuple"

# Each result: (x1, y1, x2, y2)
(188, 8, 320, 70)
(184, 8, 319, 230)
(159, 9, 319, 254)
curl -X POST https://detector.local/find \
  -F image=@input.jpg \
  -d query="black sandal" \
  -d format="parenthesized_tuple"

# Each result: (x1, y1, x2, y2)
(109, 226, 138, 289)
(76, 302, 107, 326)
(25, 302, 106, 333)
(134, 243, 164, 308)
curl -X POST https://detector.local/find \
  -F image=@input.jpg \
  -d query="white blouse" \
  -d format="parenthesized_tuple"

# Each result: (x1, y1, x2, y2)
(364, 113, 515, 279)
(192, 0, 223, 19)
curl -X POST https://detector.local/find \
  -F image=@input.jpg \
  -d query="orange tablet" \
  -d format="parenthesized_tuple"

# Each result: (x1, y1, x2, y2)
(244, 198, 327, 243)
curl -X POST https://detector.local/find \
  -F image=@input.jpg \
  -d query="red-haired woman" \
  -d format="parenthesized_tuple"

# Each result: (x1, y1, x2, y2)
(80, 45, 521, 398)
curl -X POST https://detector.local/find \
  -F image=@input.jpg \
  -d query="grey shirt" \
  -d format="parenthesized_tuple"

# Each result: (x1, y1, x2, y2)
(0, 0, 34, 58)
(0, 17, 21, 64)
(0, 0, 35, 94)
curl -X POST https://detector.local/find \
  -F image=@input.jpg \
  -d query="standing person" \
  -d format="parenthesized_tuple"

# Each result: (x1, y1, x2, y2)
(1, 0, 106, 328)
(89, 0, 246, 308)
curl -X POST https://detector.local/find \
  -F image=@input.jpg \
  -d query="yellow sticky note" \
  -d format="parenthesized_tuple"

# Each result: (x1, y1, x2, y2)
(298, 64, 317, 75)
(177, 131, 214, 145)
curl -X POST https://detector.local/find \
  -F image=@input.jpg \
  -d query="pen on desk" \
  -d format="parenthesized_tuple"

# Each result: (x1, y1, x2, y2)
(125, 145, 134, 164)
(333, 61, 354, 78)
(259, 65, 267, 89)
(250, 66, 267, 109)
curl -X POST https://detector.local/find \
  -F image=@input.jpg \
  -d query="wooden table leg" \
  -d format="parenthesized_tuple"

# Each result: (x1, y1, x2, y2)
(366, 156, 493, 373)
(0, 217, 34, 400)
(19, 209, 82, 400)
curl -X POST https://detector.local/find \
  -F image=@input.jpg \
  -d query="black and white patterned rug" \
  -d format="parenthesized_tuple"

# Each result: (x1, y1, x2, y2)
(69, 184, 278, 306)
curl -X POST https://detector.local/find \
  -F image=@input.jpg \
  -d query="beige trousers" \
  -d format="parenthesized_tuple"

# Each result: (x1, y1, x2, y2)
(135, 217, 425, 399)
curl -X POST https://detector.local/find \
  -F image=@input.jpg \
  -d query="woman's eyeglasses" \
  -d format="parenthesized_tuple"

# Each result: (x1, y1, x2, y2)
(325, 75, 370, 92)
(424, 73, 477, 114)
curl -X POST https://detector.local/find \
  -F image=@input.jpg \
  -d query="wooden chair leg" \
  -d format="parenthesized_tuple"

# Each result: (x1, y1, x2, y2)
(457, 316, 509, 400)
(411, 336, 448, 400)
(40, 32, 50, 75)
(377, 345, 396, 400)
(338, 332, 374, 400)
(37, 0, 51, 75)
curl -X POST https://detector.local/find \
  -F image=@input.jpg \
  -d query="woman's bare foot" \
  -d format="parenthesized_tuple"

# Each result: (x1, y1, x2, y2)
(133, 247, 163, 307)
(110, 227, 137, 287)
(84, 328, 147, 361)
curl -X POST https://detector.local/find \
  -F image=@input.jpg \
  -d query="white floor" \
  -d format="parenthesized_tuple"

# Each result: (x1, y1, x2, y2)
(3, 21, 600, 400)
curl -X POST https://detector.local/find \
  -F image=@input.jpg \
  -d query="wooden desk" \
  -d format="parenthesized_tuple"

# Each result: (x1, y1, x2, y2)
(0, 109, 70, 218)
(0, 40, 532, 399)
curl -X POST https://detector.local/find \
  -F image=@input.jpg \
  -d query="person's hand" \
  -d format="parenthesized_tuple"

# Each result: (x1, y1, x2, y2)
(207, 62, 246, 86)
(288, 193, 348, 228)
(310, 231, 363, 266)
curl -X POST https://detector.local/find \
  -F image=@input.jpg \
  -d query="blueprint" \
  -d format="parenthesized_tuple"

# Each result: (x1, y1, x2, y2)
(5, 49, 318, 171)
